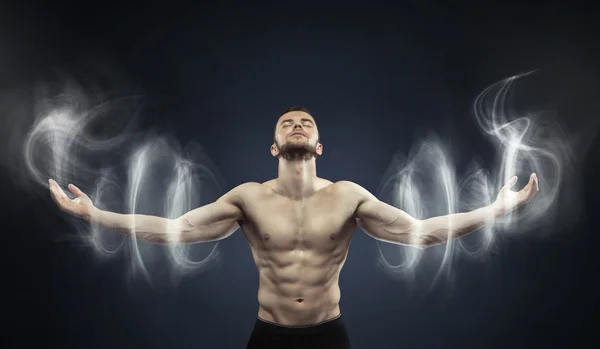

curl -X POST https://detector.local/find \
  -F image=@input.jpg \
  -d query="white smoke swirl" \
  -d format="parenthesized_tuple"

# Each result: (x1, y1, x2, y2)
(376, 72, 591, 287)
(2, 78, 226, 287)
(1, 71, 593, 289)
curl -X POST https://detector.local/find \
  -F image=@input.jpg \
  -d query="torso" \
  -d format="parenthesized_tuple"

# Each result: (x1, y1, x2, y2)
(238, 179, 358, 326)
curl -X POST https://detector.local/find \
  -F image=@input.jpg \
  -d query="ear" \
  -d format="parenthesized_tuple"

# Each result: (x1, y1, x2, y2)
(270, 143, 280, 157)
(315, 142, 323, 156)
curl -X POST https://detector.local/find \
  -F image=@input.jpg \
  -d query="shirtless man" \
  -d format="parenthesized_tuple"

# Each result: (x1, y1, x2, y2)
(48, 106, 539, 348)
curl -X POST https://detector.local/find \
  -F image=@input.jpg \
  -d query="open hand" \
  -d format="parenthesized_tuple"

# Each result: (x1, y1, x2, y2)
(493, 173, 540, 217)
(49, 179, 95, 222)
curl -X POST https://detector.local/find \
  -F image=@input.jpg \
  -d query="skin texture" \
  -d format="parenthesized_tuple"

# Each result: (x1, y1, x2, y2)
(237, 179, 354, 325)
(48, 110, 539, 326)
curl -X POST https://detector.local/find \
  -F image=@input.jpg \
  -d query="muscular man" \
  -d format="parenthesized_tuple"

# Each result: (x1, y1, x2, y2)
(48, 106, 539, 348)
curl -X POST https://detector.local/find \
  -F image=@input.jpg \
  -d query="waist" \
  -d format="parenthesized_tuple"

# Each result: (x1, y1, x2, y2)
(254, 313, 345, 335)
(257, 285, 340, 320)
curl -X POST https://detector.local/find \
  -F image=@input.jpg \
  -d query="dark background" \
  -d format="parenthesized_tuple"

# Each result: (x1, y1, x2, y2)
(1, 2, 599, 348)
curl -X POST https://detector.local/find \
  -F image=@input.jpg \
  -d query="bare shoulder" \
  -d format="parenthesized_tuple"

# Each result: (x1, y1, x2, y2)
(261, 178, 277, 188)
(330, 180, 376, 201)
(220, 182, 268, 205)
(332, 180, 358, 189)
(331, 180, 363, 193)
(316, 177, 334, 190)
(231, 181, 270, 196)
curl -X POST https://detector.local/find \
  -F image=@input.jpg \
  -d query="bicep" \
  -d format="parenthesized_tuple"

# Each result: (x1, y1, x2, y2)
(175, 186, 247, 242)
(180, 199, 243, 227)
(356, 199, 417, 232)
(350, 184, 420, 244)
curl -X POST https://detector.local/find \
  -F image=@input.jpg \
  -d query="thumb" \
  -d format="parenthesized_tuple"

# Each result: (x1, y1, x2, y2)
(505, 176, 518, 188)
(68, 184, 84, 197)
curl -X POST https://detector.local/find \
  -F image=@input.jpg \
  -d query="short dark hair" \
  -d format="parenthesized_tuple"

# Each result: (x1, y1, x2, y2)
(273, 106, 313, 143)
(280, 105, 312, 117)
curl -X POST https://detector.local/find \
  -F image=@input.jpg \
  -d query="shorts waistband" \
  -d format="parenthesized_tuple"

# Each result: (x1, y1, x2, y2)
(257, 314, 341, 328)
(255, 314, 344, 335)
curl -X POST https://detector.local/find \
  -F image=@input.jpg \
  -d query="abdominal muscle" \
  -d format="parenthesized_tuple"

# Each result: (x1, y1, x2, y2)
(253, 249, 346, 326)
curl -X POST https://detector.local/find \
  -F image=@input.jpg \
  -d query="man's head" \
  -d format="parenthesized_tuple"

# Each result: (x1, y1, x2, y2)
(271, 106, 323, 161)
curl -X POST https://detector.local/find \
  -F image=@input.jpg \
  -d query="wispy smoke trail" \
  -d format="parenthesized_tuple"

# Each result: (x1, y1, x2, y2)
(1, 70, 594, 289)
(376, 72, 593, 287)
(1, 78, 226, 286)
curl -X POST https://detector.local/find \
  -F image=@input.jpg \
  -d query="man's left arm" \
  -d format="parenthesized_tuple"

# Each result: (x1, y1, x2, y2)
(345, 173, 539, 249)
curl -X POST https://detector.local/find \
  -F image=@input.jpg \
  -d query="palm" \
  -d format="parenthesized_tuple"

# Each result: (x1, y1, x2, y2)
(494, 173, 539, 215)
(49, 179, 95, 220)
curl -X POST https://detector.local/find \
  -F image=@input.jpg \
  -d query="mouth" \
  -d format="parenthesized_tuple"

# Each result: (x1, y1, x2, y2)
(289, 132, 307, 138)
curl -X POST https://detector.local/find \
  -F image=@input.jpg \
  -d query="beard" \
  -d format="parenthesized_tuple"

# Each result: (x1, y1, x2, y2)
(276, 140, 318, 161)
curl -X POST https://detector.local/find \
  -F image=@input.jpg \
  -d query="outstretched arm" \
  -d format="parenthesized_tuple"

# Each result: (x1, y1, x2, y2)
(49, 179, 249, 244)
(343, 174, 539, 249)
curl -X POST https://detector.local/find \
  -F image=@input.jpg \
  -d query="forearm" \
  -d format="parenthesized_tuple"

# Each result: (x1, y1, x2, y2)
(417, 204, 501, 245)
(90, 208, 180, 244)
(352, 178, 530, 249)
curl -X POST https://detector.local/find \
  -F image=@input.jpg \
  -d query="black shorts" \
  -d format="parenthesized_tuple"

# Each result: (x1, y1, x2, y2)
(246, 314, 352, 349)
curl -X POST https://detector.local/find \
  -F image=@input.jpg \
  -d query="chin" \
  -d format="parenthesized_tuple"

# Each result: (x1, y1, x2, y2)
(279, 142, 317, 160)
(285, 139, 307, 146)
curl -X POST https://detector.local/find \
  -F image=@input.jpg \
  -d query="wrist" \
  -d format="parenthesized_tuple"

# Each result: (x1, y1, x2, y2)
(489, 202, 505, 219)
(88, 206, 101, 223)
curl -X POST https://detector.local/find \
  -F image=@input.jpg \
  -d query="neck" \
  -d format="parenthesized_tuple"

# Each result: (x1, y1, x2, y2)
(276, 157, 318, 199)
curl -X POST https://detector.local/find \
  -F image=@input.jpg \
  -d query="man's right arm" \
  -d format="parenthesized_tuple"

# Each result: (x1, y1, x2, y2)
(93, 189, 245, 244)
(49, 179, 248, 244)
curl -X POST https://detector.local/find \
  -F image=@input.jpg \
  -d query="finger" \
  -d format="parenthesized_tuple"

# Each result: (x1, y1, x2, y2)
(55, 182, 69, 200)
(519, 174, 538, 201)
(49, 181, 60, 198)
(49, 179, 58, 193)
(49, 185, 66, 208)
(525, 173, 535, 191)
(525, 173, 539, 192)
(68, 184, 84, 197)
(49, 184, 60, 203)
(505, 176, 518, 189)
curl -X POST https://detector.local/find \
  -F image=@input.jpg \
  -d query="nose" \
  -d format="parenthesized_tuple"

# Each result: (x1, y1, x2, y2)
(293, 122, 303, 129)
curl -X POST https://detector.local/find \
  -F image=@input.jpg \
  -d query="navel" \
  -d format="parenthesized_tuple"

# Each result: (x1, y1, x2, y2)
(296, 298, 304, 303)
(329, 233, 336, 240)
(264, 233, 270, 241)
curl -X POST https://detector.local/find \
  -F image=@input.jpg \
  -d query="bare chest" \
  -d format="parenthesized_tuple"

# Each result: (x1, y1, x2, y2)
(241, 192, 356, 251)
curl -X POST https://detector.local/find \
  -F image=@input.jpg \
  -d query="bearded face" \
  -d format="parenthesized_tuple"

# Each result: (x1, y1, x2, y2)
(271, 111, 322, 161)
(275, 135, 318, 160)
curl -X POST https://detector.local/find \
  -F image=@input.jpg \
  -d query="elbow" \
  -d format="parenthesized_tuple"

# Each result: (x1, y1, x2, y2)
(413, 240, 436, 250)
(138, 233, 173, 245)
(139, 218, 187, 245)
(414, 235, 446, 249)
(411, 241, 429, 250)
(403, 220, 435, 249)
(169, 216, 194, 243)
(408, 220, 446, 249)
